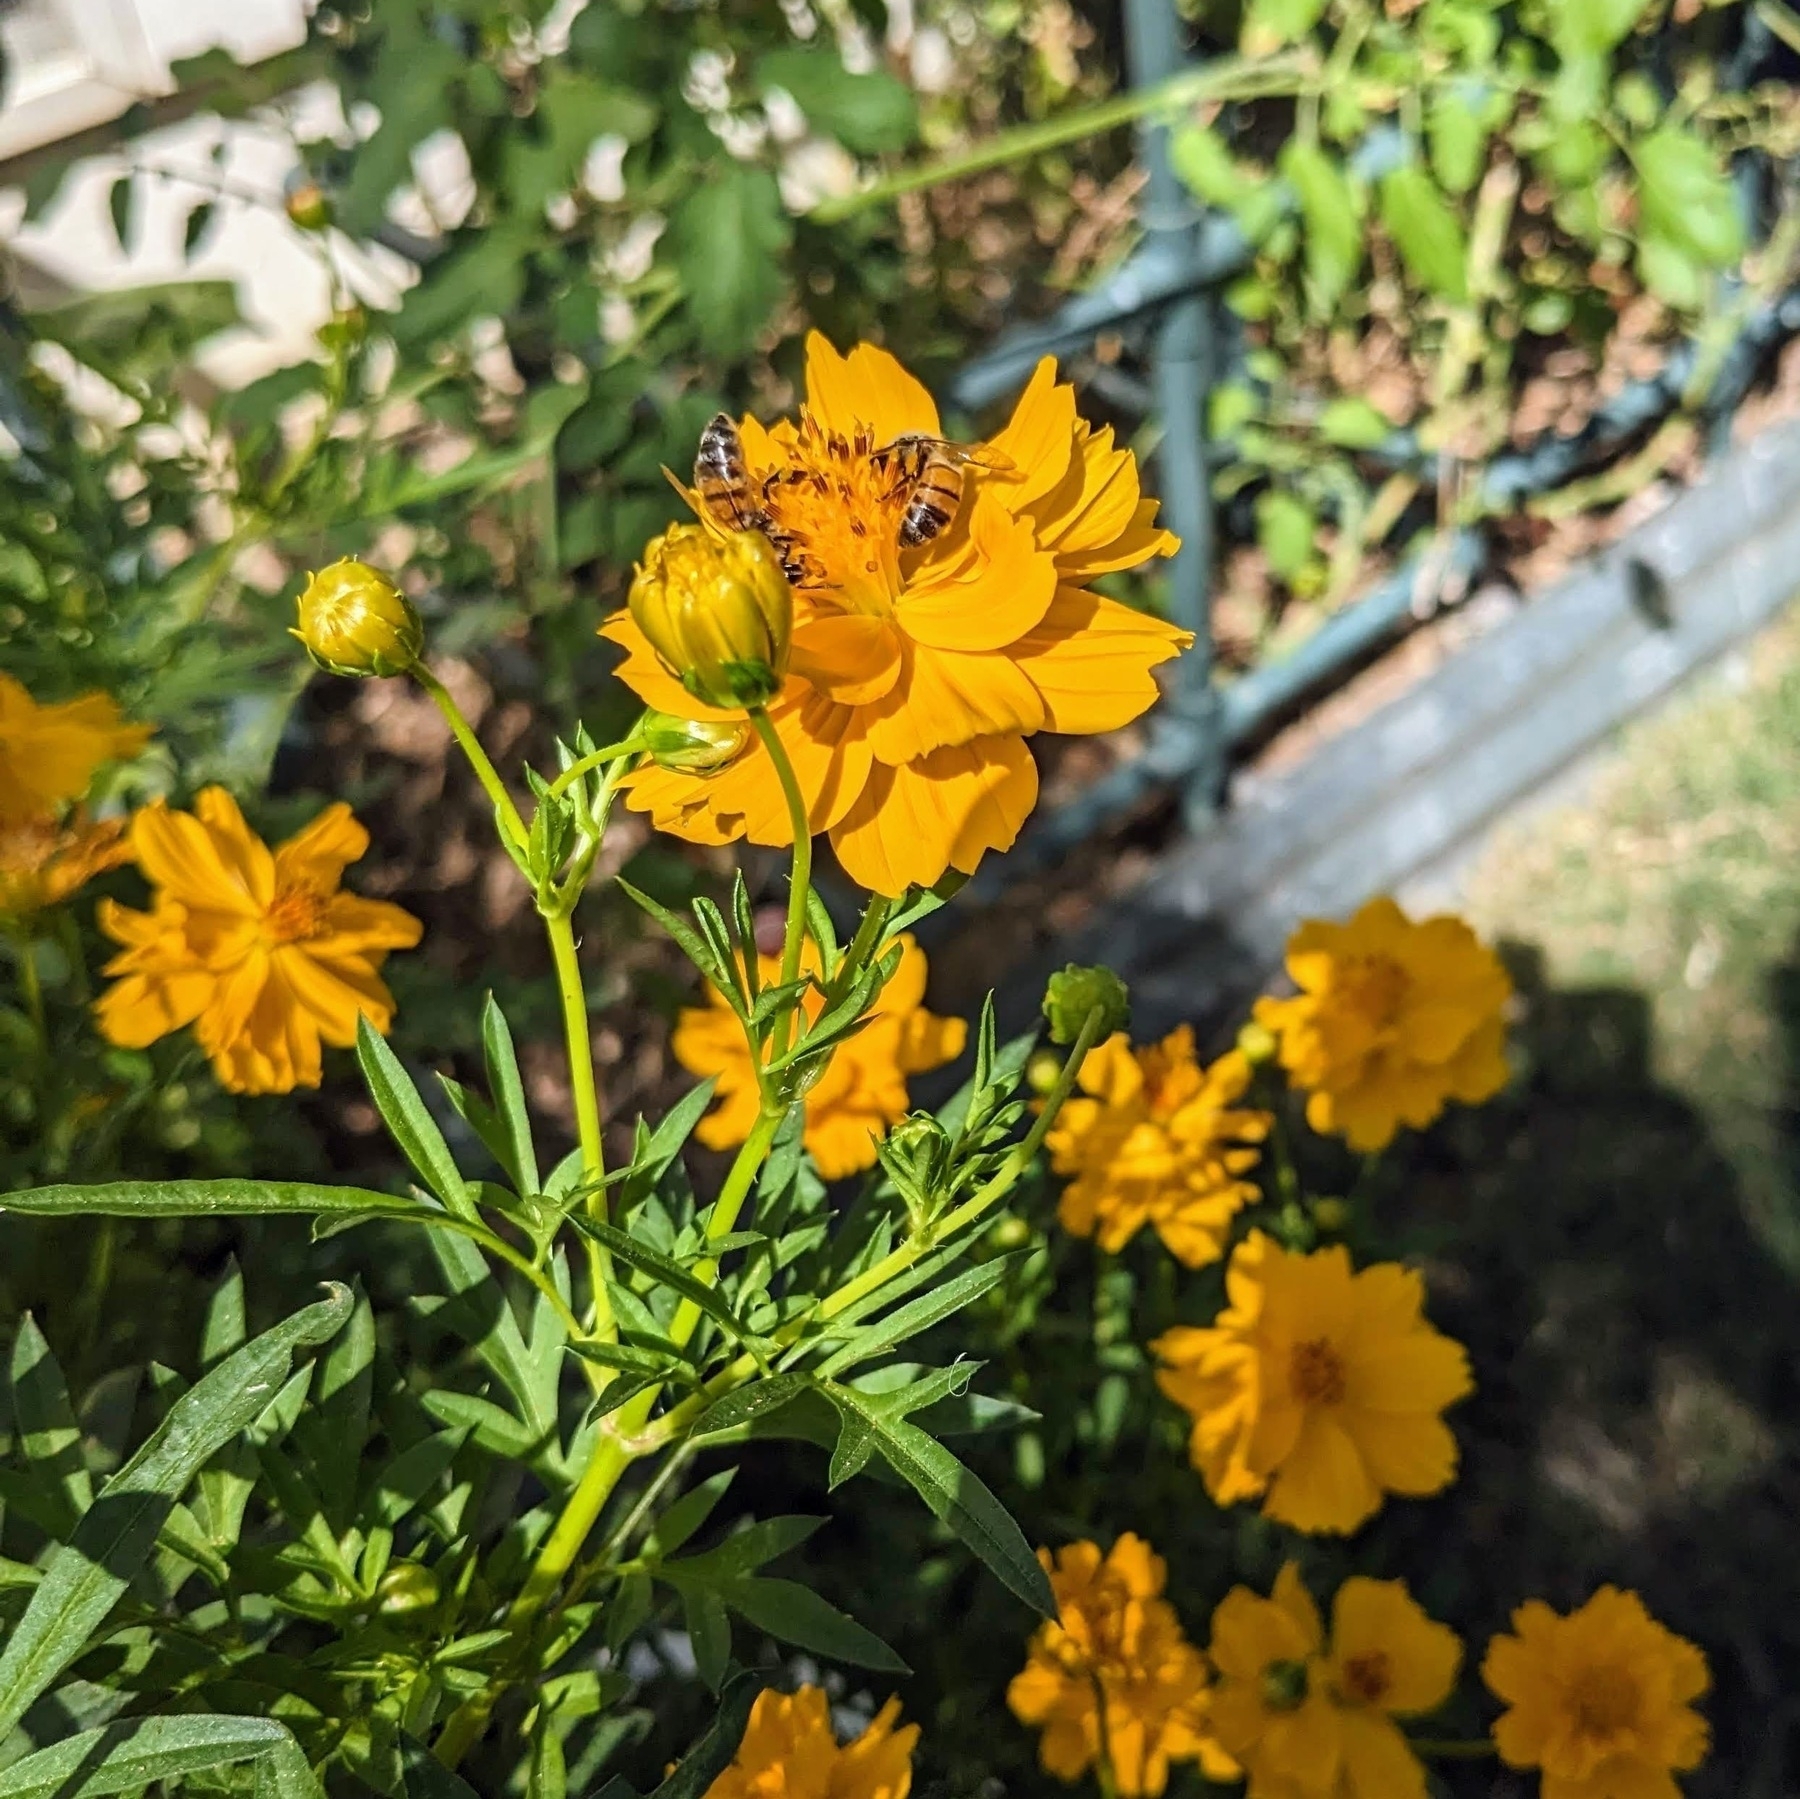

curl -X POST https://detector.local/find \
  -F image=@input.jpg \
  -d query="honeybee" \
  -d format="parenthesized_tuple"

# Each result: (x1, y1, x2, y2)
(693, 412, 764, 533)
(870, 434, 1017, 548)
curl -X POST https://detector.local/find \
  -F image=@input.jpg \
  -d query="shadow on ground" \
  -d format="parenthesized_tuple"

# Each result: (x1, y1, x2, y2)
(1381, 940, 1800, 1798)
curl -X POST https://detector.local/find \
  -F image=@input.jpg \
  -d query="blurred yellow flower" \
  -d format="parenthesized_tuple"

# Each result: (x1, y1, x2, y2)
(1007, 1533, 1236, 1796)
(95, 787, 421, 1094)
(0, 811, 132, 918)
(705, 1686, 916, 1799)
(1152, 1231, 1472, 1534)
(1046, 1029, 1270, 1267)
(1483, 1587, 1710, 1799)
(1207, 1563, 1461, 1799)
(607, 334, 1187, 896)
(1252, 896, 1511, 1152)
(0, 673, 152, 824)
(673, 932, 964, 1179)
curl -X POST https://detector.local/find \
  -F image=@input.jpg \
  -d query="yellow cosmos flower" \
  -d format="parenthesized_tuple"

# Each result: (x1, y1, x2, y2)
(705, 1686, 916, 1799)
(1152, 1231, 1472, 1534)
(672, 933, 965, 1179)
(605, 334, 1188, 897)
(1482, 1588, 1710, 1799)
(1207, 1563, 1461, 1799)
(95, 787, 422, 1095)
(0, 811, 133, 918)
(0, 673, 153, 824)
(1047, 1029, 1270, 1268)
(1007, 1534, 1237, 1796)
(1252, 896, 1512, 1152)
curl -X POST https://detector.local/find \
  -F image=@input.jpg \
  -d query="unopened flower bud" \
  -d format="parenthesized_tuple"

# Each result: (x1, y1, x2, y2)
(284, 178, 333, 232)
(987, 1214, 1032, 1251)
(1237, 1019, 1278, 1066)
(1311, 1197, 1350, 1234)
(1042, 964, 1130, 1047)
(628, 523, 791, 710)
(642, 708, 749, 775)
(1026, 1049, 1062, 1095)
(376, 1560, 440, 1616)
(292, 558, 423, 678)
(883, 1112, 950, 1167)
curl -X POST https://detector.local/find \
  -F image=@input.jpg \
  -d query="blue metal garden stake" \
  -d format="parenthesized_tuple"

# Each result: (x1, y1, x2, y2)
(1122, 0, 1223, 828)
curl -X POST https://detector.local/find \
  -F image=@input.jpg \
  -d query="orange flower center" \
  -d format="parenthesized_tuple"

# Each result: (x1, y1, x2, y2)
(264, 884, 328, 945)
(1289, 1337, 1348, 1406)
(1569, 1664, 1641, 1739)
(753, 415, 911, 617)
(1337, 1650, 1392, 1706)
(1341, 954, 1411, 1030)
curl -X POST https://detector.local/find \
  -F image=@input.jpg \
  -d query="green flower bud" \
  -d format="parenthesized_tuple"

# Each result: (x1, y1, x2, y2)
(628, 523, 792, 711)
(376, 1561, 440, 1616)
(1026, 1049, 1063, 1095)
(1042, 964, 1130, 1047)
(642, 708, 750, 775)
(1237, 1019, 1278, 1066)
(1311, 1197, 1350, 1234)
(292, 558, 423, 678)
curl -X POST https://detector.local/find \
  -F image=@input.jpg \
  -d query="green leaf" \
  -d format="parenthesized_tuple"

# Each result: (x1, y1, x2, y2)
(720, 1577, 908, 1673)
(682, 1588, 731, 1693)
(1255, 489, 1318, 583)
(757, 47, 917, 153)
(482, 996, 542, 1197)
(817, 1380, 1054, 1617)
(0, 1288, 353, 1742)
(692, 1373, 810, 1439)
(1379, 165, 1469, 302)
(292, 1286, 374, 1524)
(627, 1078, 718, 1199)
(421, 1390, 545, 1463)
(649, 1672, 763, 1799)
(372, 1428, 469, 1527)
(668, 165, 791, 358)
(665, 1516, 823, 1582)
(1317, 397, 1392, 450)
(0, 1715, 323, 1799)
(10, 1315, 92, 1532)
(1279, 140, 1360, 316)
(1169, 124, 1246, 207)
(618, 879, 732, 994)
(1632, 127, 1743, 271)
(575, 1220, 761, 1353)
(1243, 0, 1328, 49)
(646, 1470, 737, 1559)
(1428, 93, 1486, 196)
(814, 1259, 1014, 1377)
(0, 1178, 431, 1223)
(357, 1017, 476, 1219)
(1544, 0, 1649, 55)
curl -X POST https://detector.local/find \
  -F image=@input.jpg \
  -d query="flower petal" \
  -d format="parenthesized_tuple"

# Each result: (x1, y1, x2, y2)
(1011, 586, 1191, 734)
(803, 331, 940, 442)
(274, 802, 369, 893)
(830, 735, 1037, 896)
(984, 357, 1077, 506)
(789, 612, 903, 705)
(897, 489, 1056, 651)
(865, 639, 1047, 763)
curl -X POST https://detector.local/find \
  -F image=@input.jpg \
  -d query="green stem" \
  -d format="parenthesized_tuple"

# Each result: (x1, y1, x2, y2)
(631, 1003, 1110, 1457)
(809, 54, 1311, 221)
(747, 707, 813, 1057)
(548, 913, 614, 1339)
(546, 737, 647, 801)
(817, 1003, 1105, 1326)
(666, 1106, 785, 1350)
(1090, 1671, 1120, 1799)
(413, 665, 530, 853)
